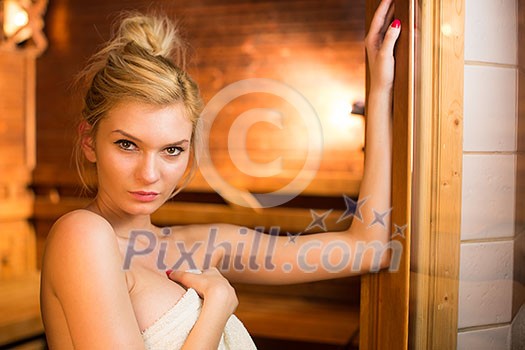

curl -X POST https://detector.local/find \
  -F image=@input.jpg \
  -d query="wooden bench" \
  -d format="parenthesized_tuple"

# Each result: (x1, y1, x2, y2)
(236, 290, 360, 346)
(0, 271, 45, 348)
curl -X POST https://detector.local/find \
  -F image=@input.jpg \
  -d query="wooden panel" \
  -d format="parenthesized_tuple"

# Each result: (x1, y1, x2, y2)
(360, 0, 412, 349)
(0, 221, 36, 279)
(34, 195, 349, 233)
(36, 0, 367, 197)
(0, 271, 43, 346)
(0, 53, 34, 170)
(409, 0, 463, 349)
(33, 163, 363, 197)
(236, 291, 359, 345)
(0, 48, 37, 282)
(0, 185, 34, 222)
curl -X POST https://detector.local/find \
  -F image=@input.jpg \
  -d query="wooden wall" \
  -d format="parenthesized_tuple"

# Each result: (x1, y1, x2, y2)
(0, 53, 36, 280)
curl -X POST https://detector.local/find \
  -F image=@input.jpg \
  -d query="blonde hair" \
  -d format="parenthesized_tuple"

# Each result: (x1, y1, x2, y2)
(74, 12, 203, 197)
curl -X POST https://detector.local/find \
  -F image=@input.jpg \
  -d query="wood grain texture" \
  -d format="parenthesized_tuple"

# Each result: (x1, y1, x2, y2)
(0, 52, 37, 281)
(0, 53, 31, 169)
(360, 0, 413, 349)
(236, 291, 359, 345)
(34, 195, 349, 233)
(0, 271, 43, 346)
(0, 221, 36, 280)
(409, 0, 463, 349)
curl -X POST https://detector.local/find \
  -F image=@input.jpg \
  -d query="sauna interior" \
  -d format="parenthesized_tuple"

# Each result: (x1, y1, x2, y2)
(1, 0, 524, 349)
(0, 0, 368, 348)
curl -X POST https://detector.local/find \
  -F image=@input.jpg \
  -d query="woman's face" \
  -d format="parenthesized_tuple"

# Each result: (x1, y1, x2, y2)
(84, 100, 193, 216)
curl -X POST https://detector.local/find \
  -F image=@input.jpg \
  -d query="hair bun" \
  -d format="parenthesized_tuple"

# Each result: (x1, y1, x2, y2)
(116, 13, 186, 63)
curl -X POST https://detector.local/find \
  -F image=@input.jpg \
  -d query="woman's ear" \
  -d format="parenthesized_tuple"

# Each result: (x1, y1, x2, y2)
(78, 121, 97, 163)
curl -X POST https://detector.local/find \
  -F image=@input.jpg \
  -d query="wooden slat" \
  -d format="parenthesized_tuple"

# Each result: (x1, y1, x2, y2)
(0, 221, 36, 280)
(0, 271, 44, 346)
(0, 186, 34, 222)
(25, 55, 36, 171)
(236, 292, 359, 345)
(360, 0, 413, 349)
(33, 163, 364, 198)
(0, 52, 31, 169)
(34, 195, 348, 234)
(409, 1, 463, 349)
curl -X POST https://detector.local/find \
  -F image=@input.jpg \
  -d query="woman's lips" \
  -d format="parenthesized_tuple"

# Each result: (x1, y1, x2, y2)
(129, 191, 159, 202)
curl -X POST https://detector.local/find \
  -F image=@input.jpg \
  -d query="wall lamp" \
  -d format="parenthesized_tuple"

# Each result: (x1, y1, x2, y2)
(0, 0, 47, 55)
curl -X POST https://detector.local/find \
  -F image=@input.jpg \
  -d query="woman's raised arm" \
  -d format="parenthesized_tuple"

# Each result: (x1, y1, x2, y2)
(189, 0, 401, 285)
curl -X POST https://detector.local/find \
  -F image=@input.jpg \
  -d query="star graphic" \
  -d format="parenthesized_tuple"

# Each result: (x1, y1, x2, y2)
(286, 231, 302, 245)
(392, 223, 407, 239)
(305, 209, 332, 232)
(337, 195, 368, 223)
(368, 208, 393, 228)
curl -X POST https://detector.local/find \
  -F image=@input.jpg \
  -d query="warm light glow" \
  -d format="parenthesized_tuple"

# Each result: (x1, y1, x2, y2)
(320, 87, 365, 150)
(3, 0, 31, 42)
(266, 59, 366, 151)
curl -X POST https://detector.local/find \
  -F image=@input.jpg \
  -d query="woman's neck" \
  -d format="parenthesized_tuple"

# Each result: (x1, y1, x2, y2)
(85, 196, 157, 239)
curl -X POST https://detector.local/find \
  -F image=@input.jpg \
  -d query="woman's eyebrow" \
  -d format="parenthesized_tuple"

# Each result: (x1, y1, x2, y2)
(112, 129, 141, 142)
(111, 129, 189, 146)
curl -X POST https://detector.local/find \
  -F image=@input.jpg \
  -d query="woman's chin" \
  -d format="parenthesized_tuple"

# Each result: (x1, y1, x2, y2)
(126, 202, 163, 216)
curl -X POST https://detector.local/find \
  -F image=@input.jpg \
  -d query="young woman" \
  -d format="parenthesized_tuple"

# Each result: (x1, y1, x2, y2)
(40, 0, 401, 348)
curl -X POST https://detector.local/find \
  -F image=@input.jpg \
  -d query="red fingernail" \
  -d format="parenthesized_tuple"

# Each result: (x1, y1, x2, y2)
(391, 19, 401, 28)
(165, 269, 173, 277)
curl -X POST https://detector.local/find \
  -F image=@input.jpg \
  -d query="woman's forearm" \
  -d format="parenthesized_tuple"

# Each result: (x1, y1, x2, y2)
(350, 85, 393, 246)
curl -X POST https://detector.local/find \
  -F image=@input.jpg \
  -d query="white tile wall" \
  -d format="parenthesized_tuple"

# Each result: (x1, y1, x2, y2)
(458, 241, 514, 328)
(465, 0, 518, 65)
(460, 0, 519, 342)
(457, 325, 511, 350)
(463, 65, 517, 152)
(461, 154, 516, 240)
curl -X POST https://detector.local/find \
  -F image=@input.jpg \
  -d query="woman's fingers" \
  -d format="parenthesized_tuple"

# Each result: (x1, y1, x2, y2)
(166, 268, 228, 296)
(368, 0, 395, 39)
(166, 270, 203, 290)
(380, 19, 402, 55)
(166, 268, 238, 312)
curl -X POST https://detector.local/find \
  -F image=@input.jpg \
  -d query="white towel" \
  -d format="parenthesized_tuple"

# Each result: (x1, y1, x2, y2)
(141, 288, 257, 350)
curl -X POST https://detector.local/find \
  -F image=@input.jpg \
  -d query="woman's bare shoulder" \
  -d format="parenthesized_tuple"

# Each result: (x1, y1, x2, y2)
(51, 208, 112, 233)
(45, 209, 114, 247)
(42, 209, 119, 284)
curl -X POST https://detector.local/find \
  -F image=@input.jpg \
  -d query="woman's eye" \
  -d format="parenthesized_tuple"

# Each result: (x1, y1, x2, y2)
(165, 146, 183, 156)
(115, 140, 136, 151)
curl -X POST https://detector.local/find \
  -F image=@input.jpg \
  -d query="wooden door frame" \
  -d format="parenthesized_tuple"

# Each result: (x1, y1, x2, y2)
(360, 1, 464, 349)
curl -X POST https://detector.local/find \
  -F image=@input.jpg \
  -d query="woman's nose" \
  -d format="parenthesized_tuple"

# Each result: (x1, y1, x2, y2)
(136, 154, 160, 184)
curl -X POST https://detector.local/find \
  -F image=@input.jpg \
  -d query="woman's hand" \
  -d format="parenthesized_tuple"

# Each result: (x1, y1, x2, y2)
(166, 268, 238, 315)
(166, 268, 238, 349)
(365, 0, 401, 90)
